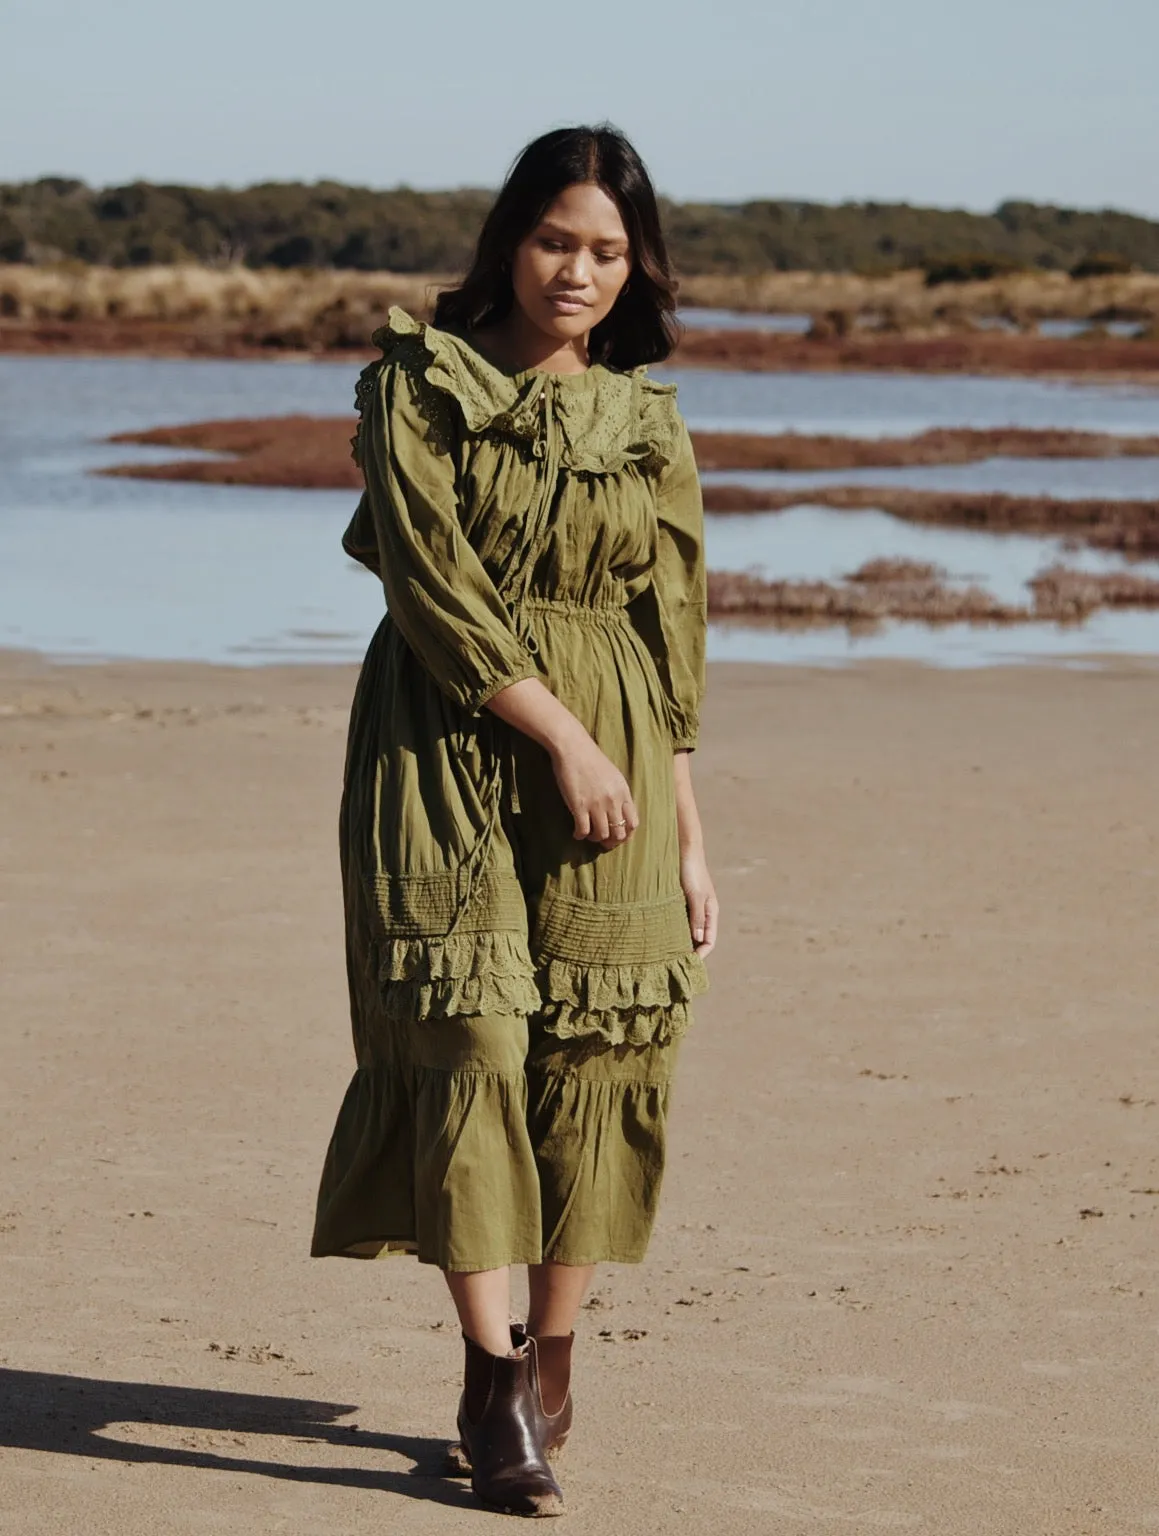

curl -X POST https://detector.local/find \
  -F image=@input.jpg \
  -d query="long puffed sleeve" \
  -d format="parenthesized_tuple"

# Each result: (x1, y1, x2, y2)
(629, 421, 707, 751)
(341, 491, 380, 576)
(347, 357, 540, 715)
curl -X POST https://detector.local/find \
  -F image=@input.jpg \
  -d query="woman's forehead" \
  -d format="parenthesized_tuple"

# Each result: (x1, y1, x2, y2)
(536, 183, 629, 243)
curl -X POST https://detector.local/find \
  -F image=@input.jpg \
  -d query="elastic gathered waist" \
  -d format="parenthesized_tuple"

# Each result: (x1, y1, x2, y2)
(510, 597, 630, 623)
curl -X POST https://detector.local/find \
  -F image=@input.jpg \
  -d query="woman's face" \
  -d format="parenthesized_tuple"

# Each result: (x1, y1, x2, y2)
(509, 181, 632, 347)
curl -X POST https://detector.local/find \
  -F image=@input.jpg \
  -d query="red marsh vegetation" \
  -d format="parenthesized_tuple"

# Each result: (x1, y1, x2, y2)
(708, 562, 1159, 627)
(675, 327, 1159, 379)
(702, 485, 1159, 558)
(8, 316, 1159, 379)
(103, 416, 1159, 559)
(692, 427, 1159, 471)
(104, 416, 1159, 488)
(99, 416, 1159, 626)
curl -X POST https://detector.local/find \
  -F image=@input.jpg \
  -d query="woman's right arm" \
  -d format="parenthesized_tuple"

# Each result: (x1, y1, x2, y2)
(485, 679, 637, 849)
(356, 355, 636, 849)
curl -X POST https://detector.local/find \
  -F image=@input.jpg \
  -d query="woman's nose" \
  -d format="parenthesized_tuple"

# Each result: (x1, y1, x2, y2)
(558, 249, 591, 287)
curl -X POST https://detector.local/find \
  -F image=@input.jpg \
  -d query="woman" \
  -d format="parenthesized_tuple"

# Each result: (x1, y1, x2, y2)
(312, 123, 718, 1517)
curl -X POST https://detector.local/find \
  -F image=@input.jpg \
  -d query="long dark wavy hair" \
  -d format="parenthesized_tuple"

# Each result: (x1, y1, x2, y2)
(434, 125, 680, 370)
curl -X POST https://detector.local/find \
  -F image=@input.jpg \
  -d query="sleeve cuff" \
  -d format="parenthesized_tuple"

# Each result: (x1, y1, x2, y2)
(669, 708, 699, 751)
(463, 659, 542, 716)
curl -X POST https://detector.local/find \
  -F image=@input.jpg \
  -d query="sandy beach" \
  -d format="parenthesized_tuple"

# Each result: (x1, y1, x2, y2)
(2, 650, 1158, 1534)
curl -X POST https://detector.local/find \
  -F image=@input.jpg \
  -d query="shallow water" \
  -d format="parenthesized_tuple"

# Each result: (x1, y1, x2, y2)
(708, 506, 1159, 605)
(679, 308, 812, 334)
(974, 316, 1147, 339)
(659, 367, 1159, 439)
(708, 506, 1159, 668)
(681, 308, 1148, 341)
(1038, 318, 1146, 340)
(2, 354, 1158, 669)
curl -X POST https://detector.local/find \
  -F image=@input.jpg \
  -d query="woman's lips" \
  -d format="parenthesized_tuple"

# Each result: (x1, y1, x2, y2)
(546, 295, 589, 314)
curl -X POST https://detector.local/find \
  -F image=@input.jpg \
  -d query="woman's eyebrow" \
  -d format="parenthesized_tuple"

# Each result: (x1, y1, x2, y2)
(537, 221, 629, 248)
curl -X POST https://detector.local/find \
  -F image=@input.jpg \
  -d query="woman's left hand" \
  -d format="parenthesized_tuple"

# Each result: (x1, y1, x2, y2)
(681, 847, 719, 958)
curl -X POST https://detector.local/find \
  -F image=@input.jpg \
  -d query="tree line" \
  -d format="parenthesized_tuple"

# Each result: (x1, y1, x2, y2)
(2, 177, 1157, 275)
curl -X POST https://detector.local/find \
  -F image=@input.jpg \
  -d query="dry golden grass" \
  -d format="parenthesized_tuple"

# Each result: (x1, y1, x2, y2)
(677, 268, 1159, 327)
(3, 264, 1158, 335)
(0, 264, 448, 330)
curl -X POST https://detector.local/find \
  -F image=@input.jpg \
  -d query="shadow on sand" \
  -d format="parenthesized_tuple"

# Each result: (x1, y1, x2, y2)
(0, 1367, 473, 1509)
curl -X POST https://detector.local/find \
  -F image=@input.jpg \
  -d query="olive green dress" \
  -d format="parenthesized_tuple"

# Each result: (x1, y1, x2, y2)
(311, 307, 707, 1271)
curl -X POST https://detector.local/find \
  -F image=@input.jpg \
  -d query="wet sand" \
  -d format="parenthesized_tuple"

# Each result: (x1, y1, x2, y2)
(2, 650, 1157, 1534)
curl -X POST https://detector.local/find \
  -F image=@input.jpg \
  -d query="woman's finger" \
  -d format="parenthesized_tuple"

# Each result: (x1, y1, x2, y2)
(589, 807, 610, 843)
(622, 795, 640, 834)
(697, 893, 719, 957)
(573, 806, 591, 840)
(688, 889, 707, 947)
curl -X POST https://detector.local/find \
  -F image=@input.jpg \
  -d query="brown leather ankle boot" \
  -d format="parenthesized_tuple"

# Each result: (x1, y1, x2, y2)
(456, 1333, 565, 1518)
(519, 1327, 574, 1461)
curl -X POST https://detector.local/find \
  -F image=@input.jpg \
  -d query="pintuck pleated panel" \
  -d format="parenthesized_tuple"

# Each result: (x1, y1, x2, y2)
(535, 888, 692, 963)
(372, 870, 529, 936)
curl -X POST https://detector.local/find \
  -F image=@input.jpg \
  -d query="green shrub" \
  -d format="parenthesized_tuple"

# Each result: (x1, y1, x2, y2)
(3, 179, 1159, 275)
(1070, 251, 1134, 278)
(923, 253, 1025, 286)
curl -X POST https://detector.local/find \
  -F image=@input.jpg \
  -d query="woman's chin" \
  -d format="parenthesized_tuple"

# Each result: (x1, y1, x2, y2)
(531, 306, 603, 343)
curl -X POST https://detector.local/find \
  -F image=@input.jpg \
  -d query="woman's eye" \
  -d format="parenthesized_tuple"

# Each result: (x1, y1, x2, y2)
(540, 239, 567, 253)
(595, 252, 619, 264)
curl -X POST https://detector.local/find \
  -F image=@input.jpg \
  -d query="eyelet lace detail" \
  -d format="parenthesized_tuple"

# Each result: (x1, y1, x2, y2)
(357, 306, 682, 475)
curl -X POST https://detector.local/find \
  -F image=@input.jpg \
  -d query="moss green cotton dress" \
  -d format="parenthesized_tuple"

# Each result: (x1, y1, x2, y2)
(311, 307, 708, 1271)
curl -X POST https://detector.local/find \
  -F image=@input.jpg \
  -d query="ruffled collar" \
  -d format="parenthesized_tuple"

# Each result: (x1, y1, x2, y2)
(368, 306, 680, 475)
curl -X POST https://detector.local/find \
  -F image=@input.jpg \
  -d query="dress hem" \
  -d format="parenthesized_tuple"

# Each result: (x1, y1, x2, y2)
(310, 1240, 651, 1269)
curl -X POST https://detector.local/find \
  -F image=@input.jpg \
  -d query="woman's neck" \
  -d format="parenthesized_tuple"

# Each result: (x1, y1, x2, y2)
(476, 310, 591, 376)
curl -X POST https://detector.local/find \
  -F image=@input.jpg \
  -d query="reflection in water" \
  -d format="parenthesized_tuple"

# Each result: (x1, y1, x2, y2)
(708, 613, 1159, 669)
(707, 507, 1159, 606)
(2, 354, 1158, 668)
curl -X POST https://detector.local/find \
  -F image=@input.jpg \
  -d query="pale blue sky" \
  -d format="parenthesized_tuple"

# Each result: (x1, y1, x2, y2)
(4, 0, 1157, 214)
